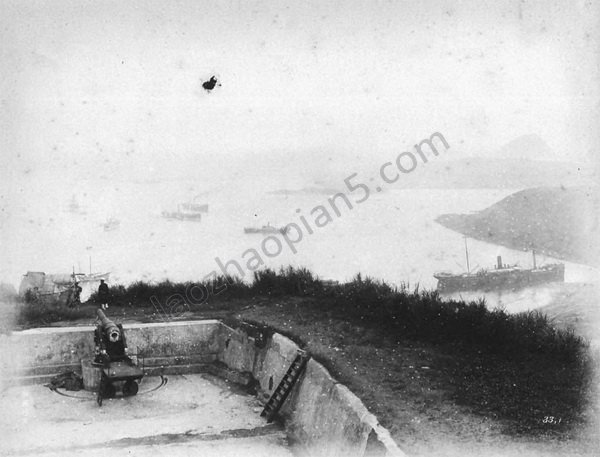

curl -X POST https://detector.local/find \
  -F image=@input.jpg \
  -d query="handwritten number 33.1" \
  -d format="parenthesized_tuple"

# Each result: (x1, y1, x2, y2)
(542, 416, 562, 424)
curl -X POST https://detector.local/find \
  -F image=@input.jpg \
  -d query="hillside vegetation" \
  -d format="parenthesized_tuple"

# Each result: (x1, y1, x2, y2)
(436, 186, 599, 266)
(14, 266, 594, 450)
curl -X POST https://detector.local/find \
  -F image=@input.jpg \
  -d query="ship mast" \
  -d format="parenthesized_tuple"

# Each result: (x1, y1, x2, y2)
(464, 236, 470, 273)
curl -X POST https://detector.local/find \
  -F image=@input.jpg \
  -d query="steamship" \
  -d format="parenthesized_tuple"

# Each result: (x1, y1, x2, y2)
(244, 223, 289, 235)
(434, 238, 565, 293)
(161, 195, 208, 222)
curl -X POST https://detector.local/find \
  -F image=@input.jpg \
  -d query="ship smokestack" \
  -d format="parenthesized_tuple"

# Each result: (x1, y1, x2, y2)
(497, 256, 503, 269)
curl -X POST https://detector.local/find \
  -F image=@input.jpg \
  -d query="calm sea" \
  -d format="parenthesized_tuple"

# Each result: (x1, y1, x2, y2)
(2, 179, 597, 313)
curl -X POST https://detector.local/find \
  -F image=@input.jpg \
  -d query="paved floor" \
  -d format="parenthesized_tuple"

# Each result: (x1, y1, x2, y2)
(0, 374, 294, 457)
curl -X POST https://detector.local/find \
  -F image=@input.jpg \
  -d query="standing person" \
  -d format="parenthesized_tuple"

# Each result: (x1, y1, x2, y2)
(73, 281, 82, 307)
(98, 279, 110, 310)
(66, 281, 82, 308)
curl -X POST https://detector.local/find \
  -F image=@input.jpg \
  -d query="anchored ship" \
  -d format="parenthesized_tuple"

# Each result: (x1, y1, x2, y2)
(162, 196, 208, 222)
(434, 238, 565, 292)
(162, 204, 203, 221)
(244, 223, 289, 235)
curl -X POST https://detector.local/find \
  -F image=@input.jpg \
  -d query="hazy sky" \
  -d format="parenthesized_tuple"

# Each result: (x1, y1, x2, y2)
(1, 0, 599, 186)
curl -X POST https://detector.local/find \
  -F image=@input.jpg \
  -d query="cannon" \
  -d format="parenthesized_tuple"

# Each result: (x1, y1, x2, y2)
(94, 309, 143, 406)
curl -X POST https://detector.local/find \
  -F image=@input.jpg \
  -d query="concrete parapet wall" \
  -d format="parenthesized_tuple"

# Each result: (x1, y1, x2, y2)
(288, 364, 404, 457)
(216, 323, 259, 374)
(124, 320, 222, 358)
(254, 333, 300, 401)
(0, 326, 96, 381)
(216, 327, 406, 457)
(0, 320, 222, 384)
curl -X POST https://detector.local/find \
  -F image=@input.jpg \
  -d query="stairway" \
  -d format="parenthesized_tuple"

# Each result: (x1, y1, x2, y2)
(261, 350, 310, 423)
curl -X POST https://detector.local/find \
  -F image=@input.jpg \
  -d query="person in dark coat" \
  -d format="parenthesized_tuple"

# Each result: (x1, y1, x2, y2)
(66, 281, 82, 308)
(98, 279, 110, 309)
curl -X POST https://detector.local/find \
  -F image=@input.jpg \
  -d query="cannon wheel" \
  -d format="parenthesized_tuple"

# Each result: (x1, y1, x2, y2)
(123, 380, 139, 397)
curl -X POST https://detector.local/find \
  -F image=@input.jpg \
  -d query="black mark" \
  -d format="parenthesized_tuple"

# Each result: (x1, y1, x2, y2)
(202, 76, 220, 92)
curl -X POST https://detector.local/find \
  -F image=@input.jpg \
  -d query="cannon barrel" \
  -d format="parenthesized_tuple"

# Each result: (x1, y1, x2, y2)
(96, 309, 121, 342)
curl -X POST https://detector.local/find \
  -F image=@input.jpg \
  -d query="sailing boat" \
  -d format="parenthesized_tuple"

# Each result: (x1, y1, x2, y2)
(180, 202, 209, 212)
(162, 204, 203, 221)
(67, 195, 86, 214)
(102, 217, 120, 231)
(433, 238, 565, 292)
(19, 269, 110, 306)
(162, 195, 208, 221)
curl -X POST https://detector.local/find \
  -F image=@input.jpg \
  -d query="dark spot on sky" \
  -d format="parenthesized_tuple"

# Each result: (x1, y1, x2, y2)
(202, 76, 220, 92)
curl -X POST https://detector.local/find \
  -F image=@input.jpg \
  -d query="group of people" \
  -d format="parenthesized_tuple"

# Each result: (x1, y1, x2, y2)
(65, 278, 110, 309)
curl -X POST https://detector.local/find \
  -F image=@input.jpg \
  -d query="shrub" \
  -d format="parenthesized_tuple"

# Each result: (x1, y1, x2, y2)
(252, 266, 322, 296)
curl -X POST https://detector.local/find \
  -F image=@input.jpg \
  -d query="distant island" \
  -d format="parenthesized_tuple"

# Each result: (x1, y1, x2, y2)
(435, 186, 600, 267)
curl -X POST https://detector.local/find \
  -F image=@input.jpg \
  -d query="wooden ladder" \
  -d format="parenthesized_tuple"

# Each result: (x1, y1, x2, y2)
(261, 350, 310, 423)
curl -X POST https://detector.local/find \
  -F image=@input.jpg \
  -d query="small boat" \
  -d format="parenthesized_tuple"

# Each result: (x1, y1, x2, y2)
(180, 202, 209, 212)
(433, 238, 564, 292)
(162, 195, 208, 222)
(67, 195, 86, 214)
(180, 194, 209, 213)
(102, 217, 120, 231)
(162, 205, 202, 221)
(244, 223, 289, 235)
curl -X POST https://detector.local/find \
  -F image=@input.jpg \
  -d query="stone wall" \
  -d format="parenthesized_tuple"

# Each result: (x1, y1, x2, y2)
(1, 320, 406, 456)
(0, 320, 222, 384)
(217, 324, 406, 457)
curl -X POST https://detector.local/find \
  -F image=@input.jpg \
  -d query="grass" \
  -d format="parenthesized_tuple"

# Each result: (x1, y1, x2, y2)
(14, 266, 594, 439)
(15, 301, 89, 327)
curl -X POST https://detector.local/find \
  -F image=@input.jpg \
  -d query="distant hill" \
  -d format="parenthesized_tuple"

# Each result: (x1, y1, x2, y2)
(267, 155, 592, 191)
(435, 186, 600, 267)
(391, 134, 593, 188)
(397, 156, 591, 188)
(494, 134, 556, 161)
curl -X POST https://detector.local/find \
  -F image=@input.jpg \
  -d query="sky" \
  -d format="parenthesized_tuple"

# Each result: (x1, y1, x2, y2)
(1, 0, 599, 189)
